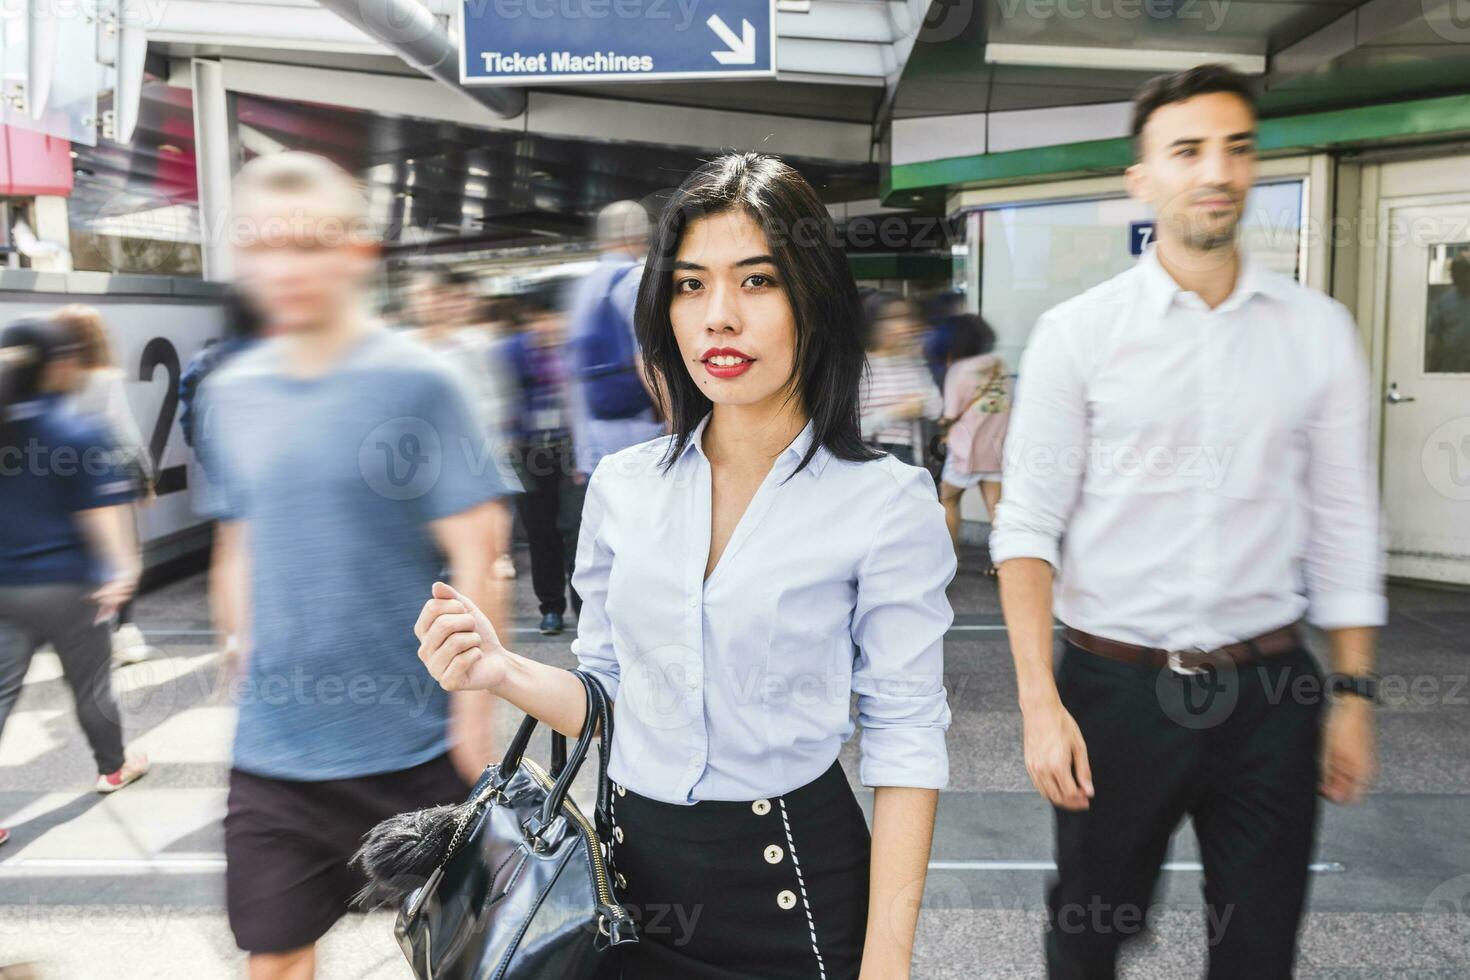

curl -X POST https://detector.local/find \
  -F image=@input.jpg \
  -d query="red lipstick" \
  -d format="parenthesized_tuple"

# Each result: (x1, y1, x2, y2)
(700, 346, 755, 379)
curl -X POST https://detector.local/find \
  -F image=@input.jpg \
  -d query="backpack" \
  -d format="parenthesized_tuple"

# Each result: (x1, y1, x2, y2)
(569, 264, 651, 420)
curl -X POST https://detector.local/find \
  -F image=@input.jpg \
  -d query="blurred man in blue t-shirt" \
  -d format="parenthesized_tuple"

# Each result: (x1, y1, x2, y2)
(198, 152, 514, 978)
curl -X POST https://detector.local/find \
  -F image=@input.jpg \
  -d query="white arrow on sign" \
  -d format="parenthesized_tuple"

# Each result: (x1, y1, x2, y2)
(707, 15, 757, 65)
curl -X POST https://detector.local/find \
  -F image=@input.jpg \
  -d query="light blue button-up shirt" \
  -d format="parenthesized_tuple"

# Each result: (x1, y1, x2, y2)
(571, 412, 955, 805)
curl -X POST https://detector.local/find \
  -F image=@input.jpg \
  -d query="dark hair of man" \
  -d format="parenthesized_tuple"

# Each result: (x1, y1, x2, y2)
(635, 151, 881, 476)
(1130, 63, 1258, 158)
(223, 290, 265, 341)
(947, 313, 997, 359)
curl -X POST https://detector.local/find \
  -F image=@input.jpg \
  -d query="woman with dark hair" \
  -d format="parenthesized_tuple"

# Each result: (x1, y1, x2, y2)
(936, 313, 1011, 567)
(858, 291, 943, 465)
(0, 317, 150, 849)
(412, 152, 954, 979)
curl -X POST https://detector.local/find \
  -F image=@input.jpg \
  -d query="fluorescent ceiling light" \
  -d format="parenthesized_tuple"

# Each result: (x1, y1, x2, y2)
(984, 44, 1265, 76)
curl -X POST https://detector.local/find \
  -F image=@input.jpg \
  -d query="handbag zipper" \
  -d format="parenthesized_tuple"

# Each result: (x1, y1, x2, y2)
(522, 759, 634, 935)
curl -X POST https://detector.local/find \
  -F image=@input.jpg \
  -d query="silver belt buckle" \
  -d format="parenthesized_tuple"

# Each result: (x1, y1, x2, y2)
(1166, 647, 1210, 676)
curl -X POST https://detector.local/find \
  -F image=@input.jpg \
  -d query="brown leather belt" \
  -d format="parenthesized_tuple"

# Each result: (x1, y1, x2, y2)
(1063, 623, 1303, 673)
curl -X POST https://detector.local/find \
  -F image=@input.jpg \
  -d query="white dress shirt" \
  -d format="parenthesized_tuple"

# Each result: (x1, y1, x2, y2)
(990, 247, 1387, 650)
(572, 413, 955, 805)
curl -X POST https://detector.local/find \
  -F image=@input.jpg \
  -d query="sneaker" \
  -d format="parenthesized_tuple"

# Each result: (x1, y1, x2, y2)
(538, 612, 564, 636)
(96, 750, 150, 794)
(494, 554, 517, 580)
(111, 624, 154, 666)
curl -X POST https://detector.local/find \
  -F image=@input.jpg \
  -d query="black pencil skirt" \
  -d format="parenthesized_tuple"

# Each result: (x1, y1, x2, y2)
(608, 759, 871, 980)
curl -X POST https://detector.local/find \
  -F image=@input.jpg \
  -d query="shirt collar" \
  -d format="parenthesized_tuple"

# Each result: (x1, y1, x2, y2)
(1137, 244, 1284, 317)
(678, 412, 830, 479)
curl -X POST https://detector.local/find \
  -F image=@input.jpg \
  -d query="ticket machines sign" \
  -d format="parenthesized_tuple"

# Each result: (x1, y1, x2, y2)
(460, 0, 776, 84)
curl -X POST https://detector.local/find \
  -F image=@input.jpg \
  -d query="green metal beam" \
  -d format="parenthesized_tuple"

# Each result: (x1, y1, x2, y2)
(885, 92, 1470, 203)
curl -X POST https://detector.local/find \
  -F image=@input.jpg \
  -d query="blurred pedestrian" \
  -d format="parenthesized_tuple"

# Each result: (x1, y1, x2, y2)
(179, 290, 265, 452)
(858, 291, 941, 466)
(406, 265, 522, 584)
(922, 289, 966, 385)
(0, 317, 150, 841)
(565, 200, 664, 479)
(501, 281, 582, 634)
(53, 304, 155, 664)
(935, 314, 1010, 567)
(476, 294, 525, 581)
(993, 65, 1385, 978)
(198, 151, 516, 980)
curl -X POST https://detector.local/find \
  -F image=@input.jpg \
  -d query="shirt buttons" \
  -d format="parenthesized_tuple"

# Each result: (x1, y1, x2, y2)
(613, 826, 624, 844)
(616, 872, 628, 889)
(777, 889, 797, 910)
(752, 799, 771, 815)
(615, 783, 626, 797)
(763, 844, 784, 864)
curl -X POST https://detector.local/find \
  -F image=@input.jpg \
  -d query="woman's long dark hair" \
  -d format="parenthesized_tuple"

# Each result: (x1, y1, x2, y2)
(634, 151, 881, 475)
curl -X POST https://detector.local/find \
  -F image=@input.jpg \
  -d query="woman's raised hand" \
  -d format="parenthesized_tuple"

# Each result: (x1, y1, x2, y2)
(414, 581, 510, 692)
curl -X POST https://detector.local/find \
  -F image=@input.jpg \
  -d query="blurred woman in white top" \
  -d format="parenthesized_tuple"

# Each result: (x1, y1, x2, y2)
(857, 292, 942, 466)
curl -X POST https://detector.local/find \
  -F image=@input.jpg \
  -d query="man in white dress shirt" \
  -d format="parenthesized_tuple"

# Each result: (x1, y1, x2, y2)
(992, 65, 1386, 979)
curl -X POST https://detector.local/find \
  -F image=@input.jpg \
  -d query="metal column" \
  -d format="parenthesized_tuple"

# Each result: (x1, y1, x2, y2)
(191, 58, 239, 282)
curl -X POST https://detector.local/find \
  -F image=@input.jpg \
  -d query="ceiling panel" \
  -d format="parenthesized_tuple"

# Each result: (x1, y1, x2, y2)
(69, 83, 879, 255)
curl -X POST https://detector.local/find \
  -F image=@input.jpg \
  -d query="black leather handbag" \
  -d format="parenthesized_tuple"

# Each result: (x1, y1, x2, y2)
(354, 669, 638, 979)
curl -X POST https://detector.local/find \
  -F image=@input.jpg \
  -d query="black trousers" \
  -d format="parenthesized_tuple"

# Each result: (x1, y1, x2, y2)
(1046, 640, 1324, 980)
(0, 582, 125, 775)
(514, 435, 585, 617)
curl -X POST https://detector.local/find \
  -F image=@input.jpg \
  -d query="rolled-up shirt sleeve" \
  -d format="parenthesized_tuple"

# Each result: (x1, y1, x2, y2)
(1302, 307, 1388, 630)
(850, 465, 956, 789)
(989, 311, 1087, 570)
(570, 463, 621, 701)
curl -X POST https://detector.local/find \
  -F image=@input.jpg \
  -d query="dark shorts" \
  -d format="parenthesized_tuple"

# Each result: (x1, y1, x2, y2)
(224, 753, 471, 954)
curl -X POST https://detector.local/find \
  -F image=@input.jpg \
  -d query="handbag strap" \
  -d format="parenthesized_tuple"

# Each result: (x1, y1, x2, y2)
(963, 360, 1004, 415)
(492, 670, 597, 791)
(483, 669, 614, 845)
(530, 669, 615, 837)
(575, 669, 616, 842)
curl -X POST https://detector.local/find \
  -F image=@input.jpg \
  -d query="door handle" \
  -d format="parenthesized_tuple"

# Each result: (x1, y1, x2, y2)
(1386, 382, 1416, 404)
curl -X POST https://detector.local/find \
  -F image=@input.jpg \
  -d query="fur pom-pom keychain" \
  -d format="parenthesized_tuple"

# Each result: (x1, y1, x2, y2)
(351, 797, 482, 909)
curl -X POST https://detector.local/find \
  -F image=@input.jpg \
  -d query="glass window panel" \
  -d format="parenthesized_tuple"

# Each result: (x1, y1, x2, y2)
(1426, 242, 1470, 375)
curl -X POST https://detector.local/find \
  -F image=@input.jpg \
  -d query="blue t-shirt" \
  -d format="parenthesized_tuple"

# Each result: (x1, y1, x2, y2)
(0, 396, 137, 586)
(198, 328, 511, 780)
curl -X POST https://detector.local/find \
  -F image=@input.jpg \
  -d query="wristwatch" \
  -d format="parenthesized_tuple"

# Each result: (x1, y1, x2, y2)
(1328, 673, 1379, 703)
